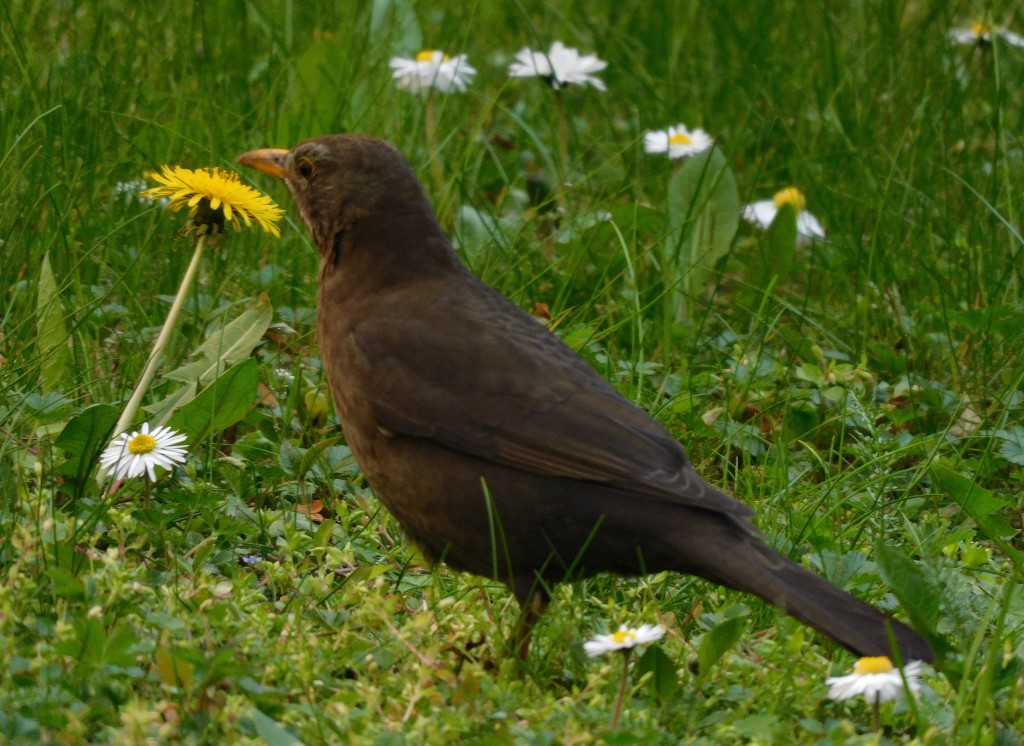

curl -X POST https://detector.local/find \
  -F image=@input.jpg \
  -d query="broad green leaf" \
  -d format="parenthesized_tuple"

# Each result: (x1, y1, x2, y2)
(664, 147, 739, 319)
(249, 708, 306, 746)
(295, 436, 343, 479)
(166, 358, 259, 443)
(636, 644, 679, 700)
(36, 252, 71, 392)
(313, 519, 337, 550)
(279, 439, 302, 477)
(750, 202, 798, 291)
(147, 299, 272, 423)
(53, 403, 119, 484)
(731, 713, 780, 740)
(873, 539, 951, 661)
(144, 383, 198, 424)
(931, 462, 1024, 577)
(696, 606, 748, 677)
(46, 567, 85, 599)
(164, 298, 273, 384)
(103, 625, 138, 667)
(873, 539, 940, 638)
(931, 463, 1007, 517)
(57, 619, 106, 669)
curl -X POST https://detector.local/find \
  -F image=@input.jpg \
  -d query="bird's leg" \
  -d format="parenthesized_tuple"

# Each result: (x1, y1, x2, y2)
(512, 583, 549, 661)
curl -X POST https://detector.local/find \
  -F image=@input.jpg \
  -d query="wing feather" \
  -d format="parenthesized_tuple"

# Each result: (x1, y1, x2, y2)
(347, 277, 752, 519)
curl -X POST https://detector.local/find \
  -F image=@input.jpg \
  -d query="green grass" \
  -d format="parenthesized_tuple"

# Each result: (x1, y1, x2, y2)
(2, 1, 1023, 743)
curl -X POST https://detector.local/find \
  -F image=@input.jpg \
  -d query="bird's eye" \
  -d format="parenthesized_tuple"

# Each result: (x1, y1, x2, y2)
(297, 157, 315, 179)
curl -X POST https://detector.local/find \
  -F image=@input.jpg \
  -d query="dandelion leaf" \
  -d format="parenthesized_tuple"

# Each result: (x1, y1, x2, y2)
(166, 358, 258, 443)
(146, 298, 272, 423)
(163, 298, 273, 384)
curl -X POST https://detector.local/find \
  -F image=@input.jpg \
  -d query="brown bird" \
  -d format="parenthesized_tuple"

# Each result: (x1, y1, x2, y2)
(238, 135, 935, 664)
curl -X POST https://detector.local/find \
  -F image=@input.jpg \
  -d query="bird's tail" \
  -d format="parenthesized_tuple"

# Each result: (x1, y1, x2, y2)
(691, 531, 935, 664)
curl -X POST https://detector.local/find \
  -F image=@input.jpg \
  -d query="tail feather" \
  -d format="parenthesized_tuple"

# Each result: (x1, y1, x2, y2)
(699, 533, 935, 663)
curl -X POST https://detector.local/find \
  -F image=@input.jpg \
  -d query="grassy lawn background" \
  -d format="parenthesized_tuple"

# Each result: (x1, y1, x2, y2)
(2, 1, 1022, 743)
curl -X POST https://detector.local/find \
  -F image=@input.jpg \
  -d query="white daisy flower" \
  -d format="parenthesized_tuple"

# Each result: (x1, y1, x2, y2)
(99, 422, 188, 481)
(389, 50, 476, 94)
(584, 623, 665, 657)
(826, 657, 924, 704)
(508, 41, 607, 91)
(949, 19, 1024, 48)
(643, 124, 714, 159)
(742, 186, 825, 245)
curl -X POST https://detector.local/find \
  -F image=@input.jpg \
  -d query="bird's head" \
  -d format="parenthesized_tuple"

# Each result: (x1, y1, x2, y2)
(238, 134, 448, 271)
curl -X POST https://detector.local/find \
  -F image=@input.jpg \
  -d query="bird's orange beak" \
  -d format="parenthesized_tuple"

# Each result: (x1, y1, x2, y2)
(237, 148, 290, 179)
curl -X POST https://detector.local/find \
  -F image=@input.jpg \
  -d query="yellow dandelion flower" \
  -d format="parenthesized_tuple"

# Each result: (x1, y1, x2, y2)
(142, 165, 283, 237)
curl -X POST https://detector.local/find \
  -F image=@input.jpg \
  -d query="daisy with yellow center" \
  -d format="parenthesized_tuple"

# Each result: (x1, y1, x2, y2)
(643, 123, 714, 159)
(584, 623, 665, 657)
(742, 186, 825, 245)
(389, 49, 476, 94)
(949, 19, 1024, 48)
(826, 656, 923, 705)
(508, 41, 608, 90)
(99, 423, 188, 482)
(584, 622, 666, 730)
(142, 165, 283, 236)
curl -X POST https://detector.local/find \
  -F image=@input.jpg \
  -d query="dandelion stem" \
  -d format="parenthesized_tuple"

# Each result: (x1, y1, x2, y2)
(611, 648, 632, 731)
(109, 232, 208, 444)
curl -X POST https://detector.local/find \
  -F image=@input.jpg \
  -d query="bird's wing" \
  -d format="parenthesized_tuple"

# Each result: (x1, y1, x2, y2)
(344, 277, 752, 519)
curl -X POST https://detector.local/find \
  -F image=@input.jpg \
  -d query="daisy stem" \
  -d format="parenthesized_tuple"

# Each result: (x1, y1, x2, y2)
(554, 88, 570, 200)
(109, 232, 208, 444)
(610, 648, 632, 731)
(871, 697, 881, 732)
(425, 96, 446, 207)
